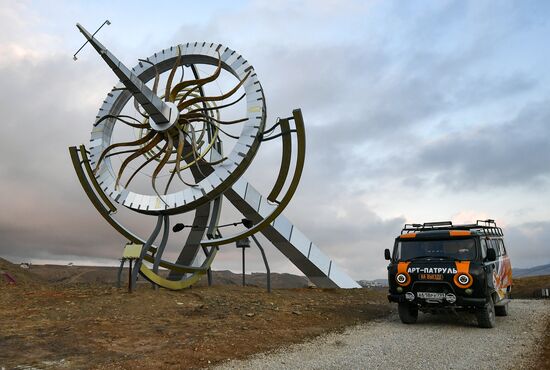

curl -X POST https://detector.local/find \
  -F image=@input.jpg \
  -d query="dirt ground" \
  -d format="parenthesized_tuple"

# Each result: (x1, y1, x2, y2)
(0, 281, 390, 369)
(2, 259, 548, 370)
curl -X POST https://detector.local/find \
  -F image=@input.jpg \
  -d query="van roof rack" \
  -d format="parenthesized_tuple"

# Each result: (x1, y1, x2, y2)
(401, 219, 503, 237)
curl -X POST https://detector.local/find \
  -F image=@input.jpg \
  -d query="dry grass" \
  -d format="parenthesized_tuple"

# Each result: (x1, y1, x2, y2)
(512, 275, 550, 299)
(0, 280, 390, 369)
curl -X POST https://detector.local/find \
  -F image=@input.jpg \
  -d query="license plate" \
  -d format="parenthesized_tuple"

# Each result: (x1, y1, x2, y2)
(419, 273, 444, 281)
(417, 292, 445, 300)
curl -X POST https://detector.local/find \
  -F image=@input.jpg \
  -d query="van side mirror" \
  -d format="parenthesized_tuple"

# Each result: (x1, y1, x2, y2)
(384, 248, 391, 261)
(486, 248, 497, 262)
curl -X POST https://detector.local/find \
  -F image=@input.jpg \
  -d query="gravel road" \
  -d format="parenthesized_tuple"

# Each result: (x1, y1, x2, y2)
(214, 300, 549, 370)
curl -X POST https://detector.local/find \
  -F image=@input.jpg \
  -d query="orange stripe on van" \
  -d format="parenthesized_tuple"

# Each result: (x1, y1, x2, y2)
(453, 261, 473, 288)
(400, 233, 416, 239)
(397, 261, 411, 286)
(449, 230, 471, 236)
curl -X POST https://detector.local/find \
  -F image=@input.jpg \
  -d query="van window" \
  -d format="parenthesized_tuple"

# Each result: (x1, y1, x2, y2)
(498, 239, 507, 256)
(395, 239, 476, 261)
(490, 239, 504, 256)
(480, 239, 488, 259)
(487, 239, 499, 256)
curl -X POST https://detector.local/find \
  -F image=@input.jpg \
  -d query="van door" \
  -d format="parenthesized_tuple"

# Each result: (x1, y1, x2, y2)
(496, 239, 512, 296)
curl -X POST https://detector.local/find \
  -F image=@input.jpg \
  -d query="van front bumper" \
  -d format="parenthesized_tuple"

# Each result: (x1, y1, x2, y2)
(388, 293, 487, 308)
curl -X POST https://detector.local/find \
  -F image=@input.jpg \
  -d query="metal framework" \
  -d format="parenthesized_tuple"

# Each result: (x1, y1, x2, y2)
(69, 22, 360, 290)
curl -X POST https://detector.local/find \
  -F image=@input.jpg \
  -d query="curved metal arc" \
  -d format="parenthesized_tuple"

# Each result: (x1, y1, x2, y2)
(93, 130, 156, 174)
(71, 145, 219, 289)
(125, 141, 168, 188)
(115, 133, 164, 189)
(189, 64, 216, 149)
(185, 92, 246, 116)
(200, 108, 306, 247)
(94, 114, 149, 129)
(169, 54, 222, 102)
(164, 45, 181, 102)
(140, 264, 206, 290)
(74, 145, 117, 213)
(153, 214, 170, 273)
(143, 243, 218, 274)
(183, 112, 248, 126)
(151, 133, 174, 201)
(69, 146, 142, 245)
(178, 124, 221, 172)
(177, 71, 251, 111)
(173, 127, 197, 187)
(267, 118, 291, 202)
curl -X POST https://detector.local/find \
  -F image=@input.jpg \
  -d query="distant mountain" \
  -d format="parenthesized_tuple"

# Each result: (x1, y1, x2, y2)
(513, 263, 550, 278)
(7, 263, 310, 289)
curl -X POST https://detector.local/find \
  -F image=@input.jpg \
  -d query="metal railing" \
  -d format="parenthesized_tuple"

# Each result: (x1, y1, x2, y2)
(401, 219, 503, 237)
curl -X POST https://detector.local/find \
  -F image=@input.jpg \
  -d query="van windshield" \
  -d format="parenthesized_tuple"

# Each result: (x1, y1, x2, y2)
(395, 239, 476, 261)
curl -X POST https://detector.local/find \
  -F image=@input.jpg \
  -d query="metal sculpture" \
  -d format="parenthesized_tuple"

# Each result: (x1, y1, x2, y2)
(69, 22, 360, 290)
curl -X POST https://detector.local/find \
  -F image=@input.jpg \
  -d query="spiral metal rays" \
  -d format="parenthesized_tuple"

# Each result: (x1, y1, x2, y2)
(92, 52, 248, 200)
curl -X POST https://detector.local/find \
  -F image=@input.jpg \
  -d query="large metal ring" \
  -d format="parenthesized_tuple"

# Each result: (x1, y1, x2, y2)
(88, 42, 266, 215)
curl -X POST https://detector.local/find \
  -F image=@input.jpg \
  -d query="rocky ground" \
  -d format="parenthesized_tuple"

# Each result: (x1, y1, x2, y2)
(215, 300, 550, 370)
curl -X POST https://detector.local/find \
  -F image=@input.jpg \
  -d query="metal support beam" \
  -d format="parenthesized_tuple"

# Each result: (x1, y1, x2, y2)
(116, 259, 124, 288)
(223, 179, 360, 288)
(131, 215, 163, 291)
(251, 235, 271, 293)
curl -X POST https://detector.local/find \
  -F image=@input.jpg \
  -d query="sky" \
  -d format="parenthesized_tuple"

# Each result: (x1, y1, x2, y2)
(0, 0, 549, 280)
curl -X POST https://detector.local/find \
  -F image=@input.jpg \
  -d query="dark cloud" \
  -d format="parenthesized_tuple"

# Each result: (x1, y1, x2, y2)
(413, 101, 550, 190)
(506, 221, 550, 268)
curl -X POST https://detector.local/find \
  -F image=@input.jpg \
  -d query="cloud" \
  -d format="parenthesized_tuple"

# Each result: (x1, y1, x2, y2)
(413, 101, 550, 190)
(286, 192, 406, 279)
(506, 221, 550, 268)
(0, 1, 549, 282)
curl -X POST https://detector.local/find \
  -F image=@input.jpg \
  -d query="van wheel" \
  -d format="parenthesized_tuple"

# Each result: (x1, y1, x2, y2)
(495, 302, 509, 316)
(476, 299, 496, 328)
(398, 303, 418, 324)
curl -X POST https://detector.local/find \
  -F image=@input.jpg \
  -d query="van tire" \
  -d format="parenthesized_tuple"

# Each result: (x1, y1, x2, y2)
(476, 299, 496, 328)
(398, 303, 418, 324)
(495, 302, 509, 316)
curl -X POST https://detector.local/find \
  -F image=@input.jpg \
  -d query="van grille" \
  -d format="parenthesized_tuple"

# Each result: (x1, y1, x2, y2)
(411, 281, 455, 295)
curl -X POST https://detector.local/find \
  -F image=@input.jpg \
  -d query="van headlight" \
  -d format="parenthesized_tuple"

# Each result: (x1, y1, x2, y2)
(396, 273, 407, 284)
(453, 272, 473, 288)
(457, 274, 470, 285)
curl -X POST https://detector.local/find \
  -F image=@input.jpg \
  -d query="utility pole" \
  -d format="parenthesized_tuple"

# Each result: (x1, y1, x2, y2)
(236, 238, 251, 286)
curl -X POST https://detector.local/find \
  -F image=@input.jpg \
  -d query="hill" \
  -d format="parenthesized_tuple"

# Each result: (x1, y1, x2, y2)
(513, 263, 550, 278)
(14, 263, 309, 289)
(0, 257, 42, 286)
